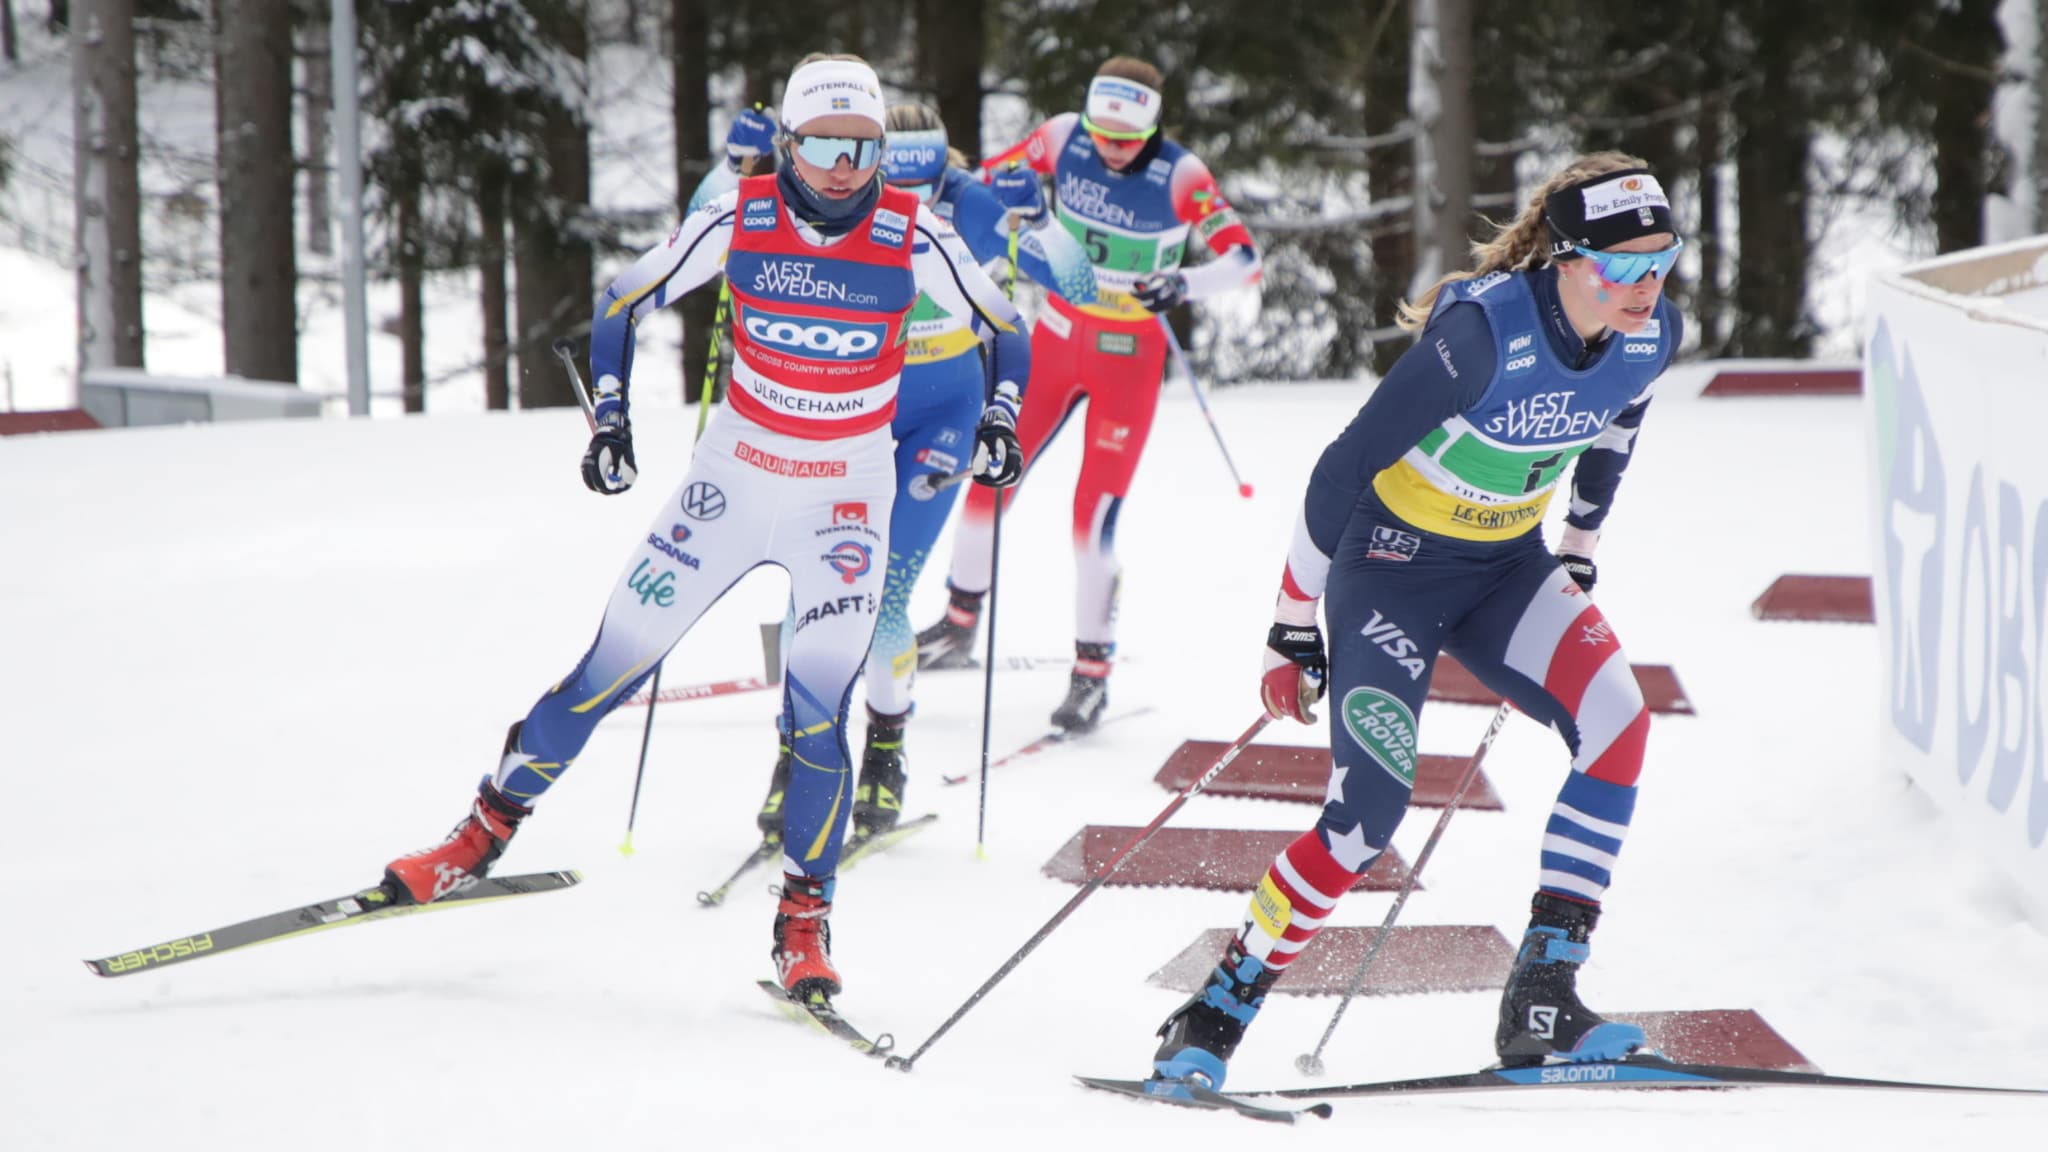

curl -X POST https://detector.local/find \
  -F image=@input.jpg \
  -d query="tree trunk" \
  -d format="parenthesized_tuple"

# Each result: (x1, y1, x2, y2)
(1470, 4, 1523, 239)
(4, 0, 19, 65)
(1926, 0, 2003, 254)
(1432, 0, 1476, 262)
(397, 179, 424, 413)
(514, 2, 592, 409)
(1366, 0, 1414, 374)
(1693, 10, 1727, 356)
(1730, 5, 1813, 357)
(843, 0, 866, 57)
(73, 0, 144, 373)
(215, 0, 298, 383)
(299, 0, 332, 257)
(922, 0, 983, 163)
(479, 170, 511, 411)
(673, 0, 716, 404)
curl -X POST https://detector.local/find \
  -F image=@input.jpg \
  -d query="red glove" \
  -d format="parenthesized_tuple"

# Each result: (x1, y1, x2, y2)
(1260, 623, 1327, 723)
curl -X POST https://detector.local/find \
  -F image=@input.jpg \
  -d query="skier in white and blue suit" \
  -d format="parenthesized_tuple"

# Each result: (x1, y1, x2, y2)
(1149, 153, 1687, 1093)
(754, 101, 1097, 842)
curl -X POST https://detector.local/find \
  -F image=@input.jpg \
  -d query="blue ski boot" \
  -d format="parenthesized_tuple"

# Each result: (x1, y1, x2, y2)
(1150, 941, 1280, 1091)
(1495, 893, 1646, 1065)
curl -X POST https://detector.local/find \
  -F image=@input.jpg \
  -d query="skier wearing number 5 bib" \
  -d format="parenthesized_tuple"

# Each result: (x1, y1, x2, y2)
(915, 55, 1262, 735)
(1146, 154, 1684, 1094)
(382, 54, 1030, 1008)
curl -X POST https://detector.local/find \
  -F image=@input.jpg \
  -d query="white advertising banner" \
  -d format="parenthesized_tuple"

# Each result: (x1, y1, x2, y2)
(1866, 236, 2048, 927)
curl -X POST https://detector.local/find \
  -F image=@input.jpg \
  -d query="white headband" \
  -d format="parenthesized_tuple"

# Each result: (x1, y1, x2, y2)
(781, 59, 887, 134)
(1084, 75, 1162, 132)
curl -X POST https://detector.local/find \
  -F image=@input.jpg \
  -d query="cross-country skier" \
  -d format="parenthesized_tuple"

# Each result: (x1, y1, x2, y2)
(754, 102, 1095, 841)
(1147, 153, 1684, 1091)
(913, 55, 1263, 734)
(383, 54, 1029, 1006)
(687, 105, 779, 213)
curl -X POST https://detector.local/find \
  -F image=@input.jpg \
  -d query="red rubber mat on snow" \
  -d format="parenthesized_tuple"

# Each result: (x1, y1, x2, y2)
(1152, 741, 1503, 810)
(1042, 827, 1411, 892)
(1430, 652, 1694, 715)
(1150, 925, 1513, 996)
(1701, 367, 1861, 396)
(1750, 574, 1874, 623)
(1610, 1010, 1818, 1072)
(0, 409, 100, 436)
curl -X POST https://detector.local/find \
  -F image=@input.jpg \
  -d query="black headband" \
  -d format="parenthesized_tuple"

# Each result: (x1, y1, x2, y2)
(1544, 168, 1677, 257)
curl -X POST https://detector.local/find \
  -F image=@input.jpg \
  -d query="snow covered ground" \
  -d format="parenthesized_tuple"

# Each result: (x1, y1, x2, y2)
(6, 369, 2048, 1150)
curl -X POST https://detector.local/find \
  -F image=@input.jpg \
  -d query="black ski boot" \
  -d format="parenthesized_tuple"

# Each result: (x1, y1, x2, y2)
(1150, 940, 1279, 1091)
(852, 706, 909, 838)
(914, 584, 984, 670)
(755, 721, 791, 841)
(1494, 892, 1647, 1065)
(1050, 642, 1112, 733)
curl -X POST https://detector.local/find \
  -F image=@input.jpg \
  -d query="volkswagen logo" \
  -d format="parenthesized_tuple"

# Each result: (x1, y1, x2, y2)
(681, 482, 727, 520)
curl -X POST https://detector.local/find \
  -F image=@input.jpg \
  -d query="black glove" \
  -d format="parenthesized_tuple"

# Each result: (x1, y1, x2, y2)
(581, 427, 638, 494)
(1558, 552, 1597, 593)
(581, 374, 638, 494)
(972, 382, 1024, 488)
(972, 407, 1023, 488)
(1260, 622, 1328, 723)
(1131, 271, 1187, 314)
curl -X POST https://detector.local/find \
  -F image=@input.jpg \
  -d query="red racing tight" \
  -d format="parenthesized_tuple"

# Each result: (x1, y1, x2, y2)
(946, 296, 1167, 646)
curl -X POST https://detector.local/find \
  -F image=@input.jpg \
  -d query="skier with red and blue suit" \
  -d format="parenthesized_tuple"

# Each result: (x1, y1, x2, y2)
(383, 55, 1030, 1006)
(915, 55, 1263, 734)
(1146, 154, 1687, 1093)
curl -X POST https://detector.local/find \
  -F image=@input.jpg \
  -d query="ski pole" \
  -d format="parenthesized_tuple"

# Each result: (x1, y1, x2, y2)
(886, 712, 1273, 1073)
(551, 336, 663, 856)
(696, 279, 731, 441)
(1294, 700, 1513, 1076)
(974, 502, 1001, 861)
(616, 666, 662, 857)
(973, 215, 1025, 859)
(1156, 316, 1253, 499)
(621, 278, 735, 856)
(551, 338, 597, 433)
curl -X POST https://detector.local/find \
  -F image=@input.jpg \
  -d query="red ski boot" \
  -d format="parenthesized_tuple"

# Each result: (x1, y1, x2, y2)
(771, 873, 841, 999)
(385, 778, 530, 904)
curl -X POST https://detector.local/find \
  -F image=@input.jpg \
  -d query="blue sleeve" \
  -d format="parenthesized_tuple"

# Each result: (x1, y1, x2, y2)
(914, 215, 1034, 402)
(942, 172, 1015, 267)
(1563, 306, 1682, 533)
(942, 172, 1098, 304)
(1301, 302, 1497, 554)
(978, 309, 1033, 401)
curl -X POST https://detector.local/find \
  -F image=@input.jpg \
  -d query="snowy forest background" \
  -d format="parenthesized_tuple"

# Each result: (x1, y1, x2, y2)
(7, 0, 2044, 409)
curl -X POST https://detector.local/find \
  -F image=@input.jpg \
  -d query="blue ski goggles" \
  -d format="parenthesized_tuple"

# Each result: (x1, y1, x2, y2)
(1570, 238, 1685, 285)
(788, 133, 884, 171)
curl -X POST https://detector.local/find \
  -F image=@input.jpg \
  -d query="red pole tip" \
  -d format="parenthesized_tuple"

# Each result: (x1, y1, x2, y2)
(1240, 483, 1255, 499)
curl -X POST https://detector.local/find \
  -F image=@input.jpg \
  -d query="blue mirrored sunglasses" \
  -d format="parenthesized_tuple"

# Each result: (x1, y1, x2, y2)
(789, 133, 883, 170)
(1572, 238, 1685, 285)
